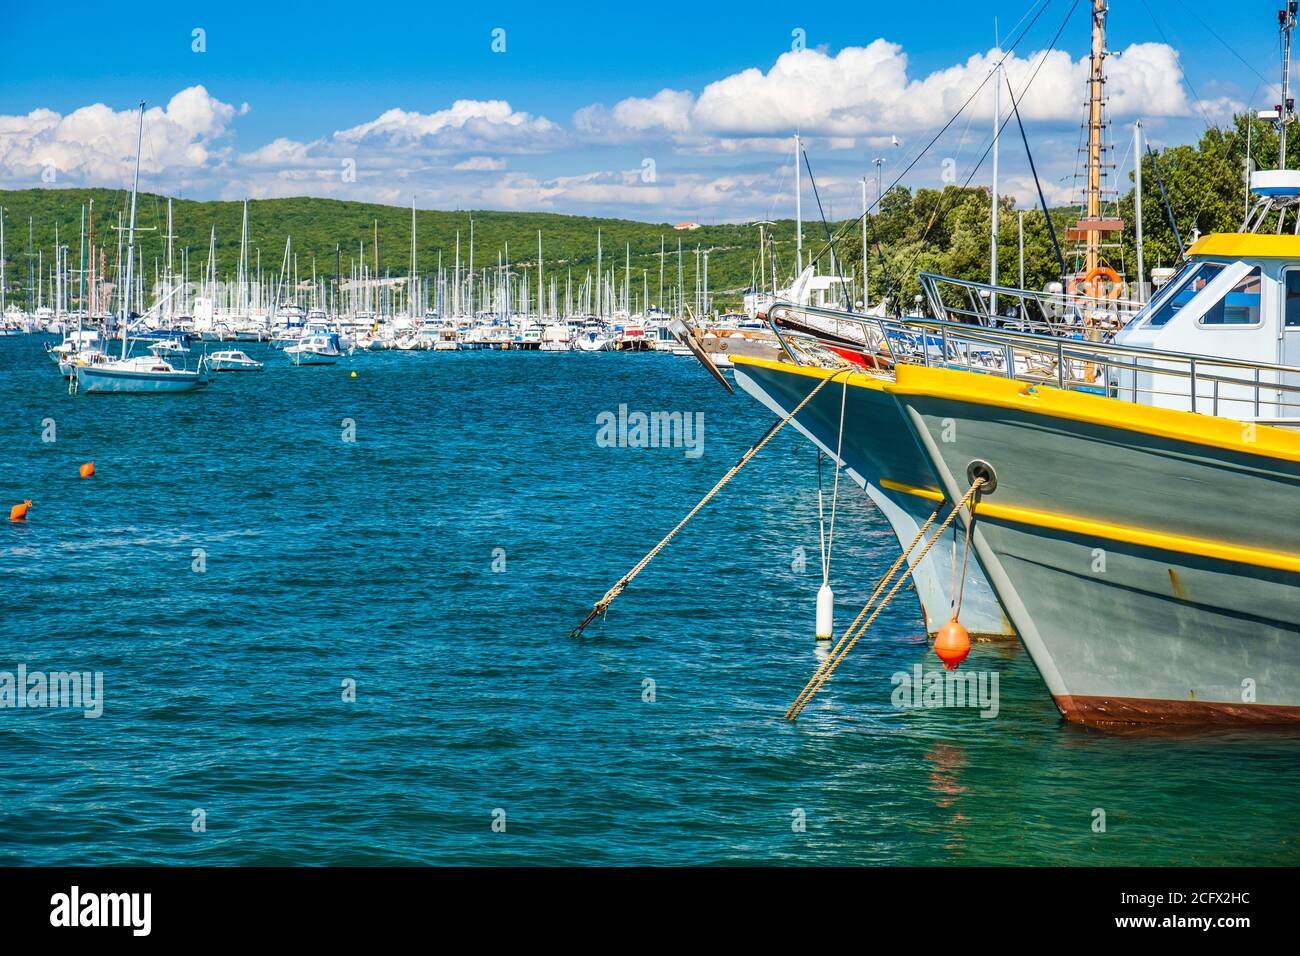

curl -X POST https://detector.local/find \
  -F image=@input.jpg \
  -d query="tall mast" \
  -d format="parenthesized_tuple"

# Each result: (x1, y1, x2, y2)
(1134, 120, 1145, 301)
(1281, 2, 1297, 170)
(165, 197, 174, 323)
(861, 178, 869, 308)
(88, 200, 95, 317)
(239, 200, 249, 315)
(410, 197, 417, 316)
(1084, 0, 1107, 276)
(991, 36, 1001, 305)
(78, 205, 85, 331)
(658, 235, 665, 310)
(121, 101, 145, 359)
(794, 132, 803, 273)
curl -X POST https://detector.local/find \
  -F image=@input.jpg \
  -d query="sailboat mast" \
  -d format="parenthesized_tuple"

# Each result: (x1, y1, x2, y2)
(165, 197, 174, 323)
(410, 198, 417, 316)
(121, 101, 145, 360)
(1134, 119, 1145, 301)
(991, 39, 1001, 304)
(794, 132, 803, 272)
(78, 205, 85, 333)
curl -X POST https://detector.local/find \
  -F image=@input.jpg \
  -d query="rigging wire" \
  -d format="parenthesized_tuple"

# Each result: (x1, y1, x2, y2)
(1005, 68, 1067, 275)
(1169, 0, 1271, 87)
(1138, 0, 1218, 132)
(800, 0, 1060, 271)
(801, 149, 852, 309)
(882, 0, 1083, 307)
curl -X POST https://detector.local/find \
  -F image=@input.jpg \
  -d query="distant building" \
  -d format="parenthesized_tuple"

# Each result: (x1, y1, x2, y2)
(673, 222, 701, 231)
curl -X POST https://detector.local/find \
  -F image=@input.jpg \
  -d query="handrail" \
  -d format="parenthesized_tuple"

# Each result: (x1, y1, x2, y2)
(766, 301, 1300, 418)
(769, 300, 1300, 378)
(918, 271, 1147, 316)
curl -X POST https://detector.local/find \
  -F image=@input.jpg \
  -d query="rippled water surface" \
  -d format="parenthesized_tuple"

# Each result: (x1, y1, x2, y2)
(1, 336, 1297, 865)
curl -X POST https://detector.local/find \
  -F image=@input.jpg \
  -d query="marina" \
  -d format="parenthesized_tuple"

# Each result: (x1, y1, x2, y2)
(2, 0, 1298, 902)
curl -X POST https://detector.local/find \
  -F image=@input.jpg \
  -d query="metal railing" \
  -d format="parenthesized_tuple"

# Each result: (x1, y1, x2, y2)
(918, 272, 1146, 334)
(766, 301, 1300, 424)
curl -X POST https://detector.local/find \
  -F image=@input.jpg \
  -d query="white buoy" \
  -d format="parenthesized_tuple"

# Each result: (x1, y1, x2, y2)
(816, 582, 834, 640)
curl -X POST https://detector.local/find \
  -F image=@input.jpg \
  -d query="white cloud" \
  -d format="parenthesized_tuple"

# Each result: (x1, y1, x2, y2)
(334, 99, 563, 154)
(0, 86, 237, 184)
(579, 40, 1194, 146)
(454, 156, 507, 171)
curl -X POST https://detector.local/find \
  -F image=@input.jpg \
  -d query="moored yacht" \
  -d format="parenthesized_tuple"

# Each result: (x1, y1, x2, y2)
(208, 349, 264, 371)
(74, 102, 209, 396)
(285, 331, 344, 365)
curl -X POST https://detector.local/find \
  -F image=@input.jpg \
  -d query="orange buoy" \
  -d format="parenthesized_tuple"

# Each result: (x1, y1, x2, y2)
(79, 462, 95, 478)
(9, 500, 32, 522)
(934, 617, 971, 670)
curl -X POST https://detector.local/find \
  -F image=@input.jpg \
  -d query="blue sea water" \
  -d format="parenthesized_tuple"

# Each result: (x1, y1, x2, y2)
(1, 335, 1297, 866)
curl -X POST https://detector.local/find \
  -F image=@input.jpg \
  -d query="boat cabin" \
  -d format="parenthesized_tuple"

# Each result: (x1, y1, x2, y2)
(1114, 170, 1300, 422)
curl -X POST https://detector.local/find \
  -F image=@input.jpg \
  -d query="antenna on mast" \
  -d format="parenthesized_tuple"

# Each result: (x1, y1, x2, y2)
(1279, 1, 1297, 169)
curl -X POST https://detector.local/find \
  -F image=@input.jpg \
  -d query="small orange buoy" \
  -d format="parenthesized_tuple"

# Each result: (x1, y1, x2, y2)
(934, 617, 971, 670)
(9, 500, 32, 522)
(79, 462, 95, 478)
(350, 371, 357, 378)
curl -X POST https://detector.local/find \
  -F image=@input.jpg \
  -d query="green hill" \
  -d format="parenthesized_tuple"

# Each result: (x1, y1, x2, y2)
(0, 189, 796, 312)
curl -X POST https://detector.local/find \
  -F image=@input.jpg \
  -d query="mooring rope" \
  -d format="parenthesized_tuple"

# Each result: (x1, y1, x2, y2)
(784, 476, 985, 721)
(568, 368, 851, 638)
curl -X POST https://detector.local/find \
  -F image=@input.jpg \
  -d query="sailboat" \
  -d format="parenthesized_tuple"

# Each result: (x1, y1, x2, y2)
(75, 102, 208, 395)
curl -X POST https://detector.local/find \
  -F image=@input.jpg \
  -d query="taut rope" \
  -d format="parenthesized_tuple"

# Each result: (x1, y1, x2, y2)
(785, 477, 985, 720)
(569, 368, 851, 638)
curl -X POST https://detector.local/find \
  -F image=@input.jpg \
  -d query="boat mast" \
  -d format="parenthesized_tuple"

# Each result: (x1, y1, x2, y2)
(1084, 0, 1106, 277)
(991, 26, 1001, 310)
(165, 197, 173, 324)
(78, 205, 85, 335)
(1134, 119, 1145, 301)
(121, 101, 145, 360)
(794, 132, 803, 273)
(861, 178, 868, 308)
(410, 197, 417, 317)
(1281, 2, 1296, 170)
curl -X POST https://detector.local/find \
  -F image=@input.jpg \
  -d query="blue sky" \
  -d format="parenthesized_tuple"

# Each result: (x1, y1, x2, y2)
(0, 0, 1282, 221)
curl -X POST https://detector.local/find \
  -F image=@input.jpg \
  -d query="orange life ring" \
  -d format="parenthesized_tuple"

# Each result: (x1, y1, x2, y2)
(1068, 266, 1124, 302)
(1084, 265, 1122, 287)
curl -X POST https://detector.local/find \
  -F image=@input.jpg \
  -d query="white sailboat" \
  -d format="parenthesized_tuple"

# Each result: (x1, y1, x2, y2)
(75, 102, 208, 395)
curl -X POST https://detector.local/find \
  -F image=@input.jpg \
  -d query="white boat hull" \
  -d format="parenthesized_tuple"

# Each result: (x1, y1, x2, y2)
(75, 365, 207, 393)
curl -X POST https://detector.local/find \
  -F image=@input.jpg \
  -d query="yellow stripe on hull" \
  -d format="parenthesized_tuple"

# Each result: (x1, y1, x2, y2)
(886, 363, 1300, 465)
(879, 478, 1300, 575)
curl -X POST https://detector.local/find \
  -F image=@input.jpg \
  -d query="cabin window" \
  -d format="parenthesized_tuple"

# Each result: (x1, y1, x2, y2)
(1145, 262, 1224, 327)
(1198, 266, 1262, 326)
(1286, 269, 1300, 327)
